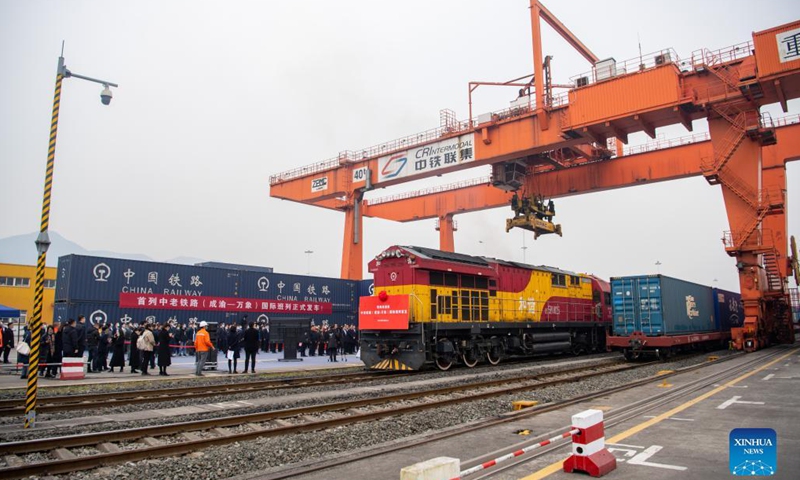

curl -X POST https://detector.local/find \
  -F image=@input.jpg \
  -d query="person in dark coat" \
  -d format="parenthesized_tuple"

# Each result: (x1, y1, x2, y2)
(157, 323, 172, 376)
(97, 325, 111, 371)
(39, 325, 55, 378)
(87, 321, 100, 372)
(217, 324, 229, 356)
(129, 327, 141, 373)
(51, 321, 63, 377)
(76, 315, 87, 356)
(227, 324, 240, 373)
(2, 322, 14, 363)
(61, 319, 79, 358)
(18, 327, 31, 379)
(327, 327, 338, 362)
(243, 322, 259, 373)
(109, 330, 126, 372)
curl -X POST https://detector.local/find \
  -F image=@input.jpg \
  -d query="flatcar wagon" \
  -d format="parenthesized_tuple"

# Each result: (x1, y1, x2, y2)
(606, 274, 743, 360)
(358, 246, 612, 371)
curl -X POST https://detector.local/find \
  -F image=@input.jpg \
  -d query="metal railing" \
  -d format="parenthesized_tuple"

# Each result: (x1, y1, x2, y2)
(691, 41, 754, 69)
(269, 120, 472, 185)
(623, 132, 710, 156)
(569, 48, 681, 86)
(367, 176, 491, 206)
(773, 113, 800, 127)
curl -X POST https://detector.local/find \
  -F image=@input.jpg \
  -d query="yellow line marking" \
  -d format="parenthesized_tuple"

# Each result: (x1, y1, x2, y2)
(518, 350, 797, 480)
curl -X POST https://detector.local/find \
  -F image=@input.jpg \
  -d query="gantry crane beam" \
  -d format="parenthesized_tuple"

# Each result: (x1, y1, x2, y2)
(270, 52, 798, 207)
(362, 119, 800, 222)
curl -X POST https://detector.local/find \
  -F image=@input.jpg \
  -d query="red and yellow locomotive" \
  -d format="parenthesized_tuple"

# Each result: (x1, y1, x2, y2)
(359, 246, 612, 370)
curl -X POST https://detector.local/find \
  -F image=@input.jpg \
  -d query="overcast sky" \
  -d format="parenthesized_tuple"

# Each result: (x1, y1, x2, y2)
(1, 0, 798, 291)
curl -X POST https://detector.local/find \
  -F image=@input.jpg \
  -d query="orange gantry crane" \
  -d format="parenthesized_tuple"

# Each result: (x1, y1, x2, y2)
(270, 1, 800, 352)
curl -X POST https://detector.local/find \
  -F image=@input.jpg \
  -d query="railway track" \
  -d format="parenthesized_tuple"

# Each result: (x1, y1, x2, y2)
(0, 370, 405, 417)
(254, 350, 759, 480)
(0, 359, 643, 478)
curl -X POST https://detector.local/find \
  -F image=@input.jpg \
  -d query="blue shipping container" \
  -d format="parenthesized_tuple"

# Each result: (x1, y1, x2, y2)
(712, 288, 744, 330)
(54, 302, 237, 327)
(359, 279, 374, 298)
(56, 255, 241, 303)
(194, 261, 273, 273)
(237, 271, 357, 313)
(54, 302, 356, 329)
(612, 275, 716, 337)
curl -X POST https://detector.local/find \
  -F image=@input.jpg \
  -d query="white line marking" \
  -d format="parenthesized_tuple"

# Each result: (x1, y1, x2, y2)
(628, 445, 687, 471)
(608, 443, 646, 449)
(713, 384, 748, 388)
(763, 374, 775, 381)
(717, 396, 765, 410)
(643, 416, 694, 422)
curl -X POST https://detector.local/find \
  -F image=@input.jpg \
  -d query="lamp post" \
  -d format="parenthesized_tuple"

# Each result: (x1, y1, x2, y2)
(655, 261, 662, 274)
(304, 250, 314, 275)
(25, 45, 118, 429)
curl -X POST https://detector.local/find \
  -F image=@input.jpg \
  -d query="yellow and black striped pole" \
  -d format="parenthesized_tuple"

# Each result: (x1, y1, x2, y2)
(25, 56, 66, 429)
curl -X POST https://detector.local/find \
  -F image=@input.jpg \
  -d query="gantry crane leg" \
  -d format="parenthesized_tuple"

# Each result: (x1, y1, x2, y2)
(707, 108, 790, 352)
(437, 214, 456, 252)
(340, 200, 364, 280)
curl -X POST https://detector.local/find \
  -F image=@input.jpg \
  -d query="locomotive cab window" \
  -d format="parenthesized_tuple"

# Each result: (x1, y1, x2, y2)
(430, 272, 458, 287)
(551, 273, 566, 287)
(570, 275, 580, 286)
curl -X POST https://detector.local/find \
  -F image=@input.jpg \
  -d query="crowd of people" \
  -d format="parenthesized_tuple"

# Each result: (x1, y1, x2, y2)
(4, 316, 359, 379)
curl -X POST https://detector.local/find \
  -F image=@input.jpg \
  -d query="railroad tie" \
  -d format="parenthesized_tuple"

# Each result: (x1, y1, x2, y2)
(4, 455, 24, 467)
(212, 427, 231, 437)
(53, 448, 77, 460)
(244, 423, 262, 431)
(271, 419, 293, 428)
(140, 437, 165, 447)
(96, 443, 121, 454)
(181, 432, 203, 442)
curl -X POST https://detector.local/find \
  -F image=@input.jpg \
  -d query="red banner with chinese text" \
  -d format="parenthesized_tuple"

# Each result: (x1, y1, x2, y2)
(119, 293, 332, 314)
(359, 294, 410, 330)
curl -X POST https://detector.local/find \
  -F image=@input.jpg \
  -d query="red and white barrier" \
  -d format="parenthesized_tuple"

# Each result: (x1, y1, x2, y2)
(452, 428, 580, 479)
(60, 357, 85, 380)
(562, 409, 616, 477)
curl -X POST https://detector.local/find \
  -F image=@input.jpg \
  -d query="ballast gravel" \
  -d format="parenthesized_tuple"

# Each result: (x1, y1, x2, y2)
(0, 353, 618, 440)
(38, 351, 735, 480)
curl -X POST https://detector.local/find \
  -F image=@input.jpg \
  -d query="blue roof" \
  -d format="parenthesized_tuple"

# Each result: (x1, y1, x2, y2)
(0, 304, 21, 318)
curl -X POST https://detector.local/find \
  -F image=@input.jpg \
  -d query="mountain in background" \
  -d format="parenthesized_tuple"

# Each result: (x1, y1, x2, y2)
(0, 232, 206, 267)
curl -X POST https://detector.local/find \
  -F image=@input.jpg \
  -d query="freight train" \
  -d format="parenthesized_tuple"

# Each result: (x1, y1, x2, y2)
(358, 246, 612, 371)
(605, 275, 743, 360)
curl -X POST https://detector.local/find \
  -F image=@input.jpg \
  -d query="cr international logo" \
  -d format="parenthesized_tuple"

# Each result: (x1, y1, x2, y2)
(730, 428, 776, 476)
(381, 153, 407, 179)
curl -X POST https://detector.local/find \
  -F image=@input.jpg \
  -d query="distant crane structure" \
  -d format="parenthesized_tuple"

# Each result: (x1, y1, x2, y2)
(270, 1, 800, 352)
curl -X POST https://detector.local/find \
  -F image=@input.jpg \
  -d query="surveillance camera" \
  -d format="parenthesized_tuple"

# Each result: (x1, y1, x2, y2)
(100, 85, 113, 105)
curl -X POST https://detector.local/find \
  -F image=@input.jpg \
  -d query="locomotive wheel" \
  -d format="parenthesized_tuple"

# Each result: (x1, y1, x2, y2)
(462, 350, 479, 368)
(435, 356, 454, 371)
(486, 346, 502, 366)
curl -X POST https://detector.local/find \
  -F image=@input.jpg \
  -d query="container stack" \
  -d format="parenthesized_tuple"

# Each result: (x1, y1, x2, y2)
(54, 255, 360, 328)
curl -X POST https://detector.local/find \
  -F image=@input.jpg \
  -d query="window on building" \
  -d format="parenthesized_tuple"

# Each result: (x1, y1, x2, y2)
(0, 277, 31, 288)
(44, 279, 56, 289)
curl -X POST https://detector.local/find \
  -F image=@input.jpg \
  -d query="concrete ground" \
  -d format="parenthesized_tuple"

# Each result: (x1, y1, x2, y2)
(0, 349, 364, 390)
(285, 347, 799, 480)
